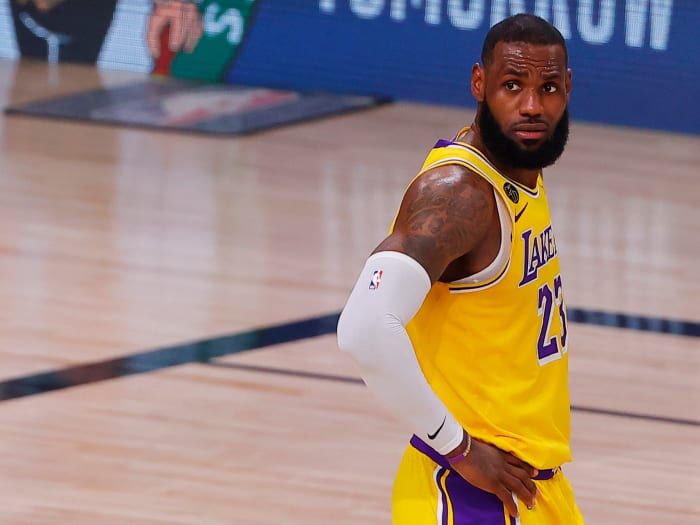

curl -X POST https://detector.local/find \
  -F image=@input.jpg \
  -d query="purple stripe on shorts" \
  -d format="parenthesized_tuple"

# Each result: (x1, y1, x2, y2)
(411, 435, 563, 524)
(410, 435, 450, 469)
(412, 436, 506, 524)
(437, 467, 449, 525)
(410, 435, 560, 479)
(533, 466, 560, 480)
(443, 464, 508, 525)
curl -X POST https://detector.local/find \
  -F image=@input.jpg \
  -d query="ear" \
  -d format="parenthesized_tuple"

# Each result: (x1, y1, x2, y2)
(471, 63, 485, 102)
(565, 68, 572, 102)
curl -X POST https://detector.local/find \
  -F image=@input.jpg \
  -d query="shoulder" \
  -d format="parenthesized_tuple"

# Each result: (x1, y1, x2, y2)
(397, 164, 497, 232)
(405, 163, 496, 206)
(374, 164, 497, 281)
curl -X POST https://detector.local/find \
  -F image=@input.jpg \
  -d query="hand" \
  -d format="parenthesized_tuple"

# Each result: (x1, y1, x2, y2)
(15, 0, 67, 12)
(449, 438, 539, 518)
(147, 0, 203, 58)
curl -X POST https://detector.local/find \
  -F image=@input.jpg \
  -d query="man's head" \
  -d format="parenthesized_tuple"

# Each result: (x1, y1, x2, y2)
(472, 14, 571, 170)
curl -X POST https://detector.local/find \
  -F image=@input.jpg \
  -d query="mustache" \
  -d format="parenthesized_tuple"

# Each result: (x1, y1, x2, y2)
(515, 118, 548, 125)
(512, 118, 549, 129)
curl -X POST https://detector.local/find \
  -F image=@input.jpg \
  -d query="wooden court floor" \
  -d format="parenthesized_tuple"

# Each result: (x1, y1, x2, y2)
(0, 59, 698, 524)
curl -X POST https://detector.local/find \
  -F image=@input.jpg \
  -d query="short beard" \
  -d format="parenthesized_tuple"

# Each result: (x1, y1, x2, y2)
(478, 99, 569, 170)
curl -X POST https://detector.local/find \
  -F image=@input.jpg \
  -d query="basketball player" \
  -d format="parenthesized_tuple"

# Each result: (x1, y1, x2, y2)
(337, 13, 584, 525)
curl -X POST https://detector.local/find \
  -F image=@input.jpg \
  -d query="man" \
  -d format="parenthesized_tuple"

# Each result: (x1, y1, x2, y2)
(337, 13, 584, 525)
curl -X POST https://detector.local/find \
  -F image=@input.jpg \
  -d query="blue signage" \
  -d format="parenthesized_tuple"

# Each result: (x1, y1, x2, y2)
(227, 1, 700, 134)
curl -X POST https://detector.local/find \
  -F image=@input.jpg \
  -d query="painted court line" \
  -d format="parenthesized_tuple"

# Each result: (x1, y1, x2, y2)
(0, 308, 697, 403)
(208, 360, 700, 428)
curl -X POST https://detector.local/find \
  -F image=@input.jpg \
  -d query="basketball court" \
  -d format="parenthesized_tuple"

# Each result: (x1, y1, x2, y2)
(0, 58, 698, 524)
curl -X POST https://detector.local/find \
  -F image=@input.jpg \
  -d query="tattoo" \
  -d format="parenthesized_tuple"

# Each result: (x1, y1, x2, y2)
(428, 216, 444, 235)
(390, 167, 493, 279)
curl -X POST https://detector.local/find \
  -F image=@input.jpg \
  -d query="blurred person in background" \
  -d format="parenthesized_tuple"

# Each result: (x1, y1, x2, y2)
(10, 0, 201, 64)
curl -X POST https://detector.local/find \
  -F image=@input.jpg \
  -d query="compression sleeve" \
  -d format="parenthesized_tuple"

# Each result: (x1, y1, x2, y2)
(336, 251, 463, 455)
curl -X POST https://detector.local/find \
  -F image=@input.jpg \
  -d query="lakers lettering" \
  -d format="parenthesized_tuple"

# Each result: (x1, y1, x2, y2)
(519, 225, 557, 287)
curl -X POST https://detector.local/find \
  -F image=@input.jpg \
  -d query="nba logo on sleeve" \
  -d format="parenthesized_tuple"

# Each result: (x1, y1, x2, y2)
(369, 270, 383, 290)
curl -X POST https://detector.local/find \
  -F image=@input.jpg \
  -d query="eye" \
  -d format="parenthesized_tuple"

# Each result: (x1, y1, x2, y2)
(505, 80, 519, 91)
(543, 83, 558, 93)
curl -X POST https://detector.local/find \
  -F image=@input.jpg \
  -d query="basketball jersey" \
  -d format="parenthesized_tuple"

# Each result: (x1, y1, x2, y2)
(397, 131, 571, 469)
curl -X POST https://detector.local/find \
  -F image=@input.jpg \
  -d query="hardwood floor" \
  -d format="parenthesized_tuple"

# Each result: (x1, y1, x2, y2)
(0, 58, 698, 524)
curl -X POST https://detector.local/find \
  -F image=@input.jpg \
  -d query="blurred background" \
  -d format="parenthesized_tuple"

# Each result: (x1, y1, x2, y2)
(0, 1, 698, 524)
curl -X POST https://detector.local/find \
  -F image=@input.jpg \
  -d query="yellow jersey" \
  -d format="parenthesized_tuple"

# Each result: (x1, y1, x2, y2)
(399, 134, 571, 469)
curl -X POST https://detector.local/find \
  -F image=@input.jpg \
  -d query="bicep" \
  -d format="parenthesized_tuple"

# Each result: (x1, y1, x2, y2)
(373, 166, 495, 282)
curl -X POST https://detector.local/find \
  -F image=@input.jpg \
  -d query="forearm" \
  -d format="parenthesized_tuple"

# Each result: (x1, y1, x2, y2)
(337, 251, 463, 455)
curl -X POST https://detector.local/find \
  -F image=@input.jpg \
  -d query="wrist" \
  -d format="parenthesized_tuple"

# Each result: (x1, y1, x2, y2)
(445, 429, 472, 464)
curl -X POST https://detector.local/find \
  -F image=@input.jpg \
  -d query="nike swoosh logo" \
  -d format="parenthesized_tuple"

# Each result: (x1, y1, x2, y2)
(514, 203, 529, 223)
(427, 416, 446, 440)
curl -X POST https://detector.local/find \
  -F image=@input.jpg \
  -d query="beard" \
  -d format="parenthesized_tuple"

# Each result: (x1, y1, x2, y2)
(478, 99, 569, 170)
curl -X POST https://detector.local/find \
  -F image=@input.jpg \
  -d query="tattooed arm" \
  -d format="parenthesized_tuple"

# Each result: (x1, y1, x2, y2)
(338, 165, 537, 517)
(373, 164, 496, 283)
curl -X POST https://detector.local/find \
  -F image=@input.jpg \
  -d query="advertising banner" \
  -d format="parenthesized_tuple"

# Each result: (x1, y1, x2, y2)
(167, 0, 258, 81)
(227, 1, 700, 134)
(0, 1, 698, 134)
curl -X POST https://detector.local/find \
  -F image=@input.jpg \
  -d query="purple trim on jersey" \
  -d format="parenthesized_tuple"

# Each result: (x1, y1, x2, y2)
(434, 139, 454, 148)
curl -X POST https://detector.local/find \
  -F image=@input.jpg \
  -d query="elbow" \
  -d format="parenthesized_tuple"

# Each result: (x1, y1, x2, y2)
(336, 307, 365, 359)
(337, 306, 401, 368)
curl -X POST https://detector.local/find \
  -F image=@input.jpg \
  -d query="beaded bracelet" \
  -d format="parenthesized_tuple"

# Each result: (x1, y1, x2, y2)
(446, 430, 472, 464)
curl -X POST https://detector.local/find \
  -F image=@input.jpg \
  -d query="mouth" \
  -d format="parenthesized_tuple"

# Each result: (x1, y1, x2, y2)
(514, 130, 546, 141)
(513, 123, 548, 142)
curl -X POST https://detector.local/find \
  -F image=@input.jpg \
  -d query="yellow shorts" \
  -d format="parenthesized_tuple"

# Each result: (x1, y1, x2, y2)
(392, 442, 585, 525)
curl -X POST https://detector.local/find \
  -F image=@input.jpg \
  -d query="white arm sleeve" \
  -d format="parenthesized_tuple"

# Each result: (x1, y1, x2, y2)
(337, 251, 463, 455)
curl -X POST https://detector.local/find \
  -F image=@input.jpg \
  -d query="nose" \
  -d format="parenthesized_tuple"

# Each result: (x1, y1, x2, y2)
(520, 89, 543, 118)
